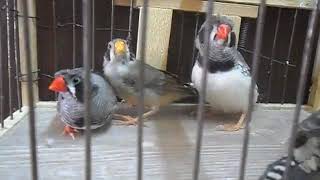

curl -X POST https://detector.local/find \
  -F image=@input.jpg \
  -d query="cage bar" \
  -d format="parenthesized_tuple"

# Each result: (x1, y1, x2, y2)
(266, 8, 281, 103)
(137, 0, 149, 179)
(281, 9, 298, 104)
(13, 0, 22, 112)
(52, 0, 57, 71)
(192, 1, 213, 180)
(72, 0, 76, 68)
(284, 2, 320, 180)
(92, 0, 95, 70)
(110, 0, 115, 40)
(6, 0, 13, 119)
(21, 0, 38, 179)
(238, 1, 266, 180)
(82, 0, 93, 179)
(127, 0, 134, 47)
(0, 2, 3, 128)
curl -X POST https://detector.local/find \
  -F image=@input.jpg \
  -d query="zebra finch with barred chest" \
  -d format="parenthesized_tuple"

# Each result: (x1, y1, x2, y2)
(49, 68, 118, 139)
(191, 15, 259, 131)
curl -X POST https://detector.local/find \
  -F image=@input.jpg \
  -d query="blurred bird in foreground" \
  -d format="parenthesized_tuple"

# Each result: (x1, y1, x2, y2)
(49, 68, 119, 139)
(191, 15, 259, 131)
(259, 111, 320, 180)
(103, 38, 198, 125)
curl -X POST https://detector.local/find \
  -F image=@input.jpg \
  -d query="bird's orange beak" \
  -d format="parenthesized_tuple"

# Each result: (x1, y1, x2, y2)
(49, 76, 67, 92)
(216, 24, 231, 40)
(114, 40, 126, 55)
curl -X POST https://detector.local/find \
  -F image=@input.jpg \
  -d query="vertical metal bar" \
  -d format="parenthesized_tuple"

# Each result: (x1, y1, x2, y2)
(177, 12, 185, 76)
(127, 0, 134, 48)
(82, 0, 93, 179)
(52, 0, 58, 99)
(6, 0, 13, 119)
(191, 13, 200, 68)
(284, 3, 320, 180)
(266, 8, 281, 103)
(72, 0, 76, 68)
(192, 1, 213, 180)
(21, 0, 38, 178)
(280, 9, 298, 104)
(137, 0, 149, 179)
(238, 1, 266, 180)
(110, 0, 115, 40)
(0, 5, 4, 128)
(52, 0, 57, 71)
(13, 0, 22, 112)
(92, 0, 95, 70)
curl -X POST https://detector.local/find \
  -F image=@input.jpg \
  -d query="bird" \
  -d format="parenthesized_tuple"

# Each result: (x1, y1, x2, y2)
(191, 15, 258, 131)
(259, 111, 320, 180)
(48, 67, 118, 139)
(103, 38, 198, 125)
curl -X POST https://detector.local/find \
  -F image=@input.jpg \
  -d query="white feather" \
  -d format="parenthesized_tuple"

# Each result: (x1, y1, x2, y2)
(191, 61, 257, 113)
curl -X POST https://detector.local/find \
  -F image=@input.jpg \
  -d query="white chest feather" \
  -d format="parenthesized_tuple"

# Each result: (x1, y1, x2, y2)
(191, 61, 257, 113)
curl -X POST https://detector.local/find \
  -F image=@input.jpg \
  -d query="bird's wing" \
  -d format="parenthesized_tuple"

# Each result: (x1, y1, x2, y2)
(124, 60, 196, 97)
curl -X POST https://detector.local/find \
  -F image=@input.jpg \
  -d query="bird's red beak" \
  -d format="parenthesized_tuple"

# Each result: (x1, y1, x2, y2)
(49, 76, 67, 92)
(216, 24, 231, 40)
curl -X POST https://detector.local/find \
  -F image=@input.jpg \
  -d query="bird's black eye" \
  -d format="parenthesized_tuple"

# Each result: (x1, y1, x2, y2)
(73, 77, 80, 84)
(108, 43, 112, 49)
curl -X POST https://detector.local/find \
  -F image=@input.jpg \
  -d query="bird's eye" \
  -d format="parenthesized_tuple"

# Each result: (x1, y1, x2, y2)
(108, 43, 112, 49)
(73, 77, 80, 84)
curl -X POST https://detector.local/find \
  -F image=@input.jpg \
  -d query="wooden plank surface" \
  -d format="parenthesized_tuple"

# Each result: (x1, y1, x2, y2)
(308, 32, 320, 110)
(0, 104, 310, 180)
(116, 0, 316, 10)
(116, 0, 258, 18)
(18, 0, 39, 106)
(216, 0, 316, 9)
(136, 8, 173, 70)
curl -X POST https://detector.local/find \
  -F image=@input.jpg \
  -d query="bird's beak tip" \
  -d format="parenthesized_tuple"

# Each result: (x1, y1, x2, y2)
(49, 76, 67, 92)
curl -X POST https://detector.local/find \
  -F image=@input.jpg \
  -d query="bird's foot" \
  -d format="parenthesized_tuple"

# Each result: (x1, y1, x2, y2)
(215, 113, 246, 132)
(62, 126, 79, 140)
(113, 114, 147, 127)
(216, 123, 244, 132)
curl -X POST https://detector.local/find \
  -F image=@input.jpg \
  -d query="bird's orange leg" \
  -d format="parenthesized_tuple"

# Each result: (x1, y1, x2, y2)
(222, 112, 246, 131)
(113, 106, 159, 126)
(62, 125, 79, 140)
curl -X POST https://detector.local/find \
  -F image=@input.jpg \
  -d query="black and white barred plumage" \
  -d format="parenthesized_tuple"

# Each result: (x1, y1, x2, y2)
(55, 68, 118, 130)
(259, 111, 320, 180)
(191, 15, 258, 114)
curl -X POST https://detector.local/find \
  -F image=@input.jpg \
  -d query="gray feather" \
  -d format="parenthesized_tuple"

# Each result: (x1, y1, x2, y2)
(56, 68, 117, 129)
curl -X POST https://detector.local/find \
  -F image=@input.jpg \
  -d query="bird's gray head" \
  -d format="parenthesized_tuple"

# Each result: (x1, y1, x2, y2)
(104, 38, 130, 64)
(210, 16, 235, 47)
(49, 68, 84, 100)
(62, 72, 84, 100)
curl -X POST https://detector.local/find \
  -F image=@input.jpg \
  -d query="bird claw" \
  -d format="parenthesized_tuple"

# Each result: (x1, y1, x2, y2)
(62, 126, 79, 140)
(215, 123, 244, 132)
(113, 114, 148, 127)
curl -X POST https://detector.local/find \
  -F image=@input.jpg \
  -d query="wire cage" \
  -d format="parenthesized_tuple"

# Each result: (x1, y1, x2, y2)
(0, 0, 320, 180)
